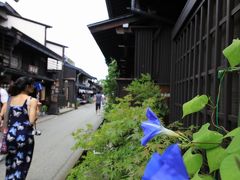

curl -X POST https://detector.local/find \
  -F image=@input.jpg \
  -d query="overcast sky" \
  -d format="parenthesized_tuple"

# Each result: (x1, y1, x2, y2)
(4, 0, 109, 80)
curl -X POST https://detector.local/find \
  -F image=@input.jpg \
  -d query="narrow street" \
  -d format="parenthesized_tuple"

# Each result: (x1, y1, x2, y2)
(0, 103, 103, 180)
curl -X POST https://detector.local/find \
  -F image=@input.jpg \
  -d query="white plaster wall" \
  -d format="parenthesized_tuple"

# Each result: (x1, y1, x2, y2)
(46, 43, 63, 57)
(1, 15, 46, 45)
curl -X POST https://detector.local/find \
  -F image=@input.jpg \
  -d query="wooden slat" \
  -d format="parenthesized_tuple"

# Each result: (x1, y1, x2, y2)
(203, 0, 211, 123)
(212, 0, 220, 127)
(197, 6, 204, 125)
(223, 0, 233, 130)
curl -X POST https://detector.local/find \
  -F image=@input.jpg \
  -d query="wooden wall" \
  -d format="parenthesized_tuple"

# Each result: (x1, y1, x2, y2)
(134, 26, 172, 85)
(170, 0, 240, 130)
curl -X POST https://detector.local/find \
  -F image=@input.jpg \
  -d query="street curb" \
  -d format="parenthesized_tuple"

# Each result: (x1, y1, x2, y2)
(59, 108, 75, 115)
(59, 115, 104, 179)
(53, 149, 84, 180)
(37, 108, 75, 124)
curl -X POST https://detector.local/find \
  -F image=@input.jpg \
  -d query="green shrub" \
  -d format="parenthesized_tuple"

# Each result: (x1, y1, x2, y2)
(125, 73, 168, 118)
(41, 105, 48, 112)
(102, 58, 119, 105)
(67, 74, 186, 179)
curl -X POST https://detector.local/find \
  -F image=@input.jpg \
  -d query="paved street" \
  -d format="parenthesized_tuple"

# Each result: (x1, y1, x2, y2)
(0, 103, 103, 180)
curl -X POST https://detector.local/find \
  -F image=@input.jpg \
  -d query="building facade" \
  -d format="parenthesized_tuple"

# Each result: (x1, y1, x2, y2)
(89, 0, 240, 130)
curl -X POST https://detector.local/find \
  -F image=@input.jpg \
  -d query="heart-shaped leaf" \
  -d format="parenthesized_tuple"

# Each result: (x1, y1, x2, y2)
(192, 123, 223, 149)
(220, 154, 240, 180)
(183, 148, 203, 177)
(224, 127, 240, 138)
(206, 146, 227, 173)
(191, 171, 214, 180)
(226, 134, 240, 154)
(223, 39, 240, 68)
(182, 95, 208, 118)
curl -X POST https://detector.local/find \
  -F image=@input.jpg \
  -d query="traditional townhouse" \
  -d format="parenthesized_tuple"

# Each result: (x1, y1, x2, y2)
(0, 2, 63, 114)
(63, 61, 96, 106)
(46, 39, 98, 107)
(88, 0, 187, 98)
(89, 0, 240, 130)
(45, 40, 68, 111)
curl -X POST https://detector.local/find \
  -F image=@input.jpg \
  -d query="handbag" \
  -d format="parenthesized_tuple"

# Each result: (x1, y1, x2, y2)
(0, 130, 7, 154)
(0, 97, 10, 154)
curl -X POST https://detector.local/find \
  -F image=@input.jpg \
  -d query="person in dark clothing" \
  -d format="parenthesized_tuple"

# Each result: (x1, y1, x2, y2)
(95, 91, 102, 115)
(5, 76, 38, 180)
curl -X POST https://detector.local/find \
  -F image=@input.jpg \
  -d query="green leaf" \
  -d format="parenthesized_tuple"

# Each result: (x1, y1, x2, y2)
(192, 123, 223, 149)
(182, 95, 208, 118)
(224, 127, 240, 138)
(206, 146, 227, 173)
(191, 171, 214, 180)
(220, 154, 240, 180)
(223, 39, 240, 68)
(183, 148, 203, 177)
(226, 134, 240, 154)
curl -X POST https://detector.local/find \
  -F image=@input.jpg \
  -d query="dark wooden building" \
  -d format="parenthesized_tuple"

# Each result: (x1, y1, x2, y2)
(0, 2, 63, 114)
(63, 61, 96, 106)
(0, 26, 63, 112)
(170, 0, 240, 130)
(88, 0, 187, 97)
(89, 0, 240, 130)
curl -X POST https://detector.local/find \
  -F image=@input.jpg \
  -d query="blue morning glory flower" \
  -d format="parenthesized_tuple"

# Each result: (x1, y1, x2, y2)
(142, 144, 189, 180)
(141, 108, 179, 146)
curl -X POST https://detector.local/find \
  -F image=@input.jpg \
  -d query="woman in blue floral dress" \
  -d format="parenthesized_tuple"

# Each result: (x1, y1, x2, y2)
(5, 77, 38, 180)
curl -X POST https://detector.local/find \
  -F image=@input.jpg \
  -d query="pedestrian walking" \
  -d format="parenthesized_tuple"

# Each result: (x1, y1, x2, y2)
(95, 91, 102, 115)
(4, 76, 39, 180)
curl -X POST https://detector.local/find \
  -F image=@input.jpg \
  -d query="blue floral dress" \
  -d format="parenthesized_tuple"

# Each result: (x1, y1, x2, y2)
(5, 97, 34, 180)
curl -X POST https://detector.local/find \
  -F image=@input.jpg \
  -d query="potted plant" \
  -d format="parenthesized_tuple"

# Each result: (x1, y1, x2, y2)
(41, 105, 48, 116)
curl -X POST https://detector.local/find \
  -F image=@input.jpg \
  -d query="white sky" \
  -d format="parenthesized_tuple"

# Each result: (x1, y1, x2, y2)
(4, 0, 109, 80)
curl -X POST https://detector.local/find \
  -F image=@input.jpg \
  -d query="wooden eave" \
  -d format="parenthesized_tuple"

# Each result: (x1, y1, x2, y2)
(172, 0, 199, 39)
(5, 67, 54, 81)
(105, 0, 130, 18)
(88, 14, 139, 33)
(46, 40, 68, 48)
(88, 14, 138, 64)
(4, 27, 63, 61)
(64, 62, 96, 79)
(0, 2, 20, 17)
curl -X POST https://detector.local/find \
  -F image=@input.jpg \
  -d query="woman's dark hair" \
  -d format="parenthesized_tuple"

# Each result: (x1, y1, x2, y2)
(8, 76, 34, 96)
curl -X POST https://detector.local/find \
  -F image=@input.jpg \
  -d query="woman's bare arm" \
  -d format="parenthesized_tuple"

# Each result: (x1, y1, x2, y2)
(28, 98, 38, 124)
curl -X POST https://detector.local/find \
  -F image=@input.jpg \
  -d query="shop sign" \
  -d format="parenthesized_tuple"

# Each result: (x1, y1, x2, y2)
(28, 65, 38, 74)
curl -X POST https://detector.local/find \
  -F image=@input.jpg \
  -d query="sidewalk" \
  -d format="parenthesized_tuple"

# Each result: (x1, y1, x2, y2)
(0, 107, 75, 162)
(59, 107, 75, 114)
(38, 107, 75, 123)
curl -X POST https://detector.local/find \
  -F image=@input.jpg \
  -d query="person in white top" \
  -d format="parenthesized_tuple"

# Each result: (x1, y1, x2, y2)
(0, 88, 8, 128)
(0, 87, 8, 162)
